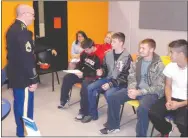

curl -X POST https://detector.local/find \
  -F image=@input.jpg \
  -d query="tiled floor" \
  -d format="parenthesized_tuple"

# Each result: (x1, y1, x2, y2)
(1, 71, 180, 137)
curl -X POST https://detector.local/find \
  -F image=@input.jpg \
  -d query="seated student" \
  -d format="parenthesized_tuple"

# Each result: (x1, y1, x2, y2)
(84, 31, 114, 66)
(68, 31, 88, 69)
(149, 39, 187, 137)
(99, 39, 165, 136)
(102, 31, 114, 52)
(95, 31, 114, 60)
(75, 32, 113, 120)
(58, 38, 101, 111)
(81, 32, 132, 123)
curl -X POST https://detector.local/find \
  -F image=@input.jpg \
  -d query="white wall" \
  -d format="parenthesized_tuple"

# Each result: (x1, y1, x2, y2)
(108, 1, 187, 55)
(38, 1, 45, 37)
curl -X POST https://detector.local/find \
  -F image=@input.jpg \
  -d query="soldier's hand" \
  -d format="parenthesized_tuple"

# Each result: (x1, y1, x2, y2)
(29, 84, 38, 92)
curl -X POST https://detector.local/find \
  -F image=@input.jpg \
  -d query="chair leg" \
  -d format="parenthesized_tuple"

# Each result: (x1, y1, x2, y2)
(67, 88, 81, 106)
(69, 88, 72, 99)
(55, 72, 60, 84)
(38, 75, 41, 84)
(132, 106, 136, 114)
(120, 104, 125, 122)
(52, 72, 54, 91)
(96, 93, 100, 108)
(150, 125, 155, 137)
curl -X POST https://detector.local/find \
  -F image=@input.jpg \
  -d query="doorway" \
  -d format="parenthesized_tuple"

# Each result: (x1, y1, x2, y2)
(33, 1, 68, 70)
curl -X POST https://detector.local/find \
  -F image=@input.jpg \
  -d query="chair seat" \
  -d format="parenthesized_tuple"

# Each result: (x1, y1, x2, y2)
(131, 54, 137, 62)
(36, 65, 57, 75)
(160, 56, 171, 66)
(74, 83, 81, 88)
(127, 100, 139, 108)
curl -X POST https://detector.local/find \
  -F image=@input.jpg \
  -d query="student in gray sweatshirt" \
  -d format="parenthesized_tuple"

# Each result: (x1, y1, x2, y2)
(81, 32, 132, 123)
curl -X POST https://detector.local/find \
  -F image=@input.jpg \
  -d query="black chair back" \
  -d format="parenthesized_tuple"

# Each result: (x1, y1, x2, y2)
(37, 50, 52, 64)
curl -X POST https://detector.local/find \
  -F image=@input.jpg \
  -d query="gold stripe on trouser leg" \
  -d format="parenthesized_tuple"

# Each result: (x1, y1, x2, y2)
(23, 87, 29, 136)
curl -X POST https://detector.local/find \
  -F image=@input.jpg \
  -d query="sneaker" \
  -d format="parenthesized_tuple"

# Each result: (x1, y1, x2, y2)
(161, 127, 173, 137)
(57, 100, 69, 109)
(99, 127, 120, 135)
(81, 115, 93, 123)
(75, 113, 84, 121)
(57, 104, 65, 109)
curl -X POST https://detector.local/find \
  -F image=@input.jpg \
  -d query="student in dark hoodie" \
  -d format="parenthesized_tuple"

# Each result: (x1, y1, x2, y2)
(81, 32, 132, 123)
(57, 38, 101, 117)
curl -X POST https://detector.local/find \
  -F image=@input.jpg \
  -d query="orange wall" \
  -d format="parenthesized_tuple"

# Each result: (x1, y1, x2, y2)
(2, 1, 34, 69)
(2, 1, 108, 67)
(67, 1, 108, 60)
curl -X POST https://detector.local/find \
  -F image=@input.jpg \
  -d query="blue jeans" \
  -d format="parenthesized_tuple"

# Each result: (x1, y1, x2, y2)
(107, 88, 158, 137)
(87, 78, 121, 119)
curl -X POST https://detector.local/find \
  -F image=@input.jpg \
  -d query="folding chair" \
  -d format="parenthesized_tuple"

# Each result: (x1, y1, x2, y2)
(120, 100, 139, 120)
(68, 83, 81, 106)
(36, 50, 60, 91)
(96, 92, 140, 122)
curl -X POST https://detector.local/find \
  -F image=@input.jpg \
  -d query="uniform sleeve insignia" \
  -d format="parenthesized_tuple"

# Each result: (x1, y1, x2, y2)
(33, 68, 37, 75)
(25, 41, 32, 52)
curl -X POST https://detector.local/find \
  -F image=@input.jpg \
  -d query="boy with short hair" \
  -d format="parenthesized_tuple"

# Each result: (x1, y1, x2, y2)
(81, 32, 132, 123)
(99, 38, 165, 136)
(58, 38, 101, 120)
(149, 39, 187, 137)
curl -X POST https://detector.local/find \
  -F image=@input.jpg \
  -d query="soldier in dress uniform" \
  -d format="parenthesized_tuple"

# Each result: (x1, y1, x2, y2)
(6, 4, 38, 137)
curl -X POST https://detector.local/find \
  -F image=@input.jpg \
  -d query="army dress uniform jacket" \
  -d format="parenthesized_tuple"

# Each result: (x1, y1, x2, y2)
(6, 20, 39, 88)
